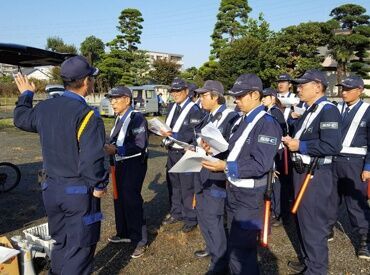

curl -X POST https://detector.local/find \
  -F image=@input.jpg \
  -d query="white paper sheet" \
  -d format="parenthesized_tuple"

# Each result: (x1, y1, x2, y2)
(169, 149, 219, 173)
(0, 245, 19, 264)
(293, 105, 306, 115)
(148, 118, 171, 136)
(167, 136, 195, 150)
(198, 123, 229, 154)
(279, 97, 300, 107)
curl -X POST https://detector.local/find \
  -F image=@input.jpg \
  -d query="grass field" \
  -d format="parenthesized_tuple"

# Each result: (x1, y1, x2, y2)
(0, 118, 14, 130)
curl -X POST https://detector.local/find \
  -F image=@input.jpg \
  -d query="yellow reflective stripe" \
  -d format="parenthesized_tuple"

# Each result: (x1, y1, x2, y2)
(77, 110, 94, 142)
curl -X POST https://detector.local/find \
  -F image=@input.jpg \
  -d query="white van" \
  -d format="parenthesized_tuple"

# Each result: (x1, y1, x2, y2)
(99, 85, 169, 117)
(45, 84, 64, 98)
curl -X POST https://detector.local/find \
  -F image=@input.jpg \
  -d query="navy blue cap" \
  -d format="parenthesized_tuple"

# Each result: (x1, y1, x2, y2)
(170, 77, 188, 91)
(276, 73, 292, 82)
(61, 56, 99, 81)
(263, 88, 278, 97)
(336, 75, 364, 89)
(292, 69, 328, 87)
(195, 80, 224, 95)
(187, 82, 198, 98)
(228, 74, 263, 96)
(105, 86, 132, 98)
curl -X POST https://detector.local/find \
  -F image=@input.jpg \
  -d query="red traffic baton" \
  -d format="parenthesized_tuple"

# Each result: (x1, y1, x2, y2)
(291, 157, 319, 214)
(109, 157, 118, 200)
(261, 169, 274, 247)
(367, 179, 370, 208)
(283, 146, 289, 175)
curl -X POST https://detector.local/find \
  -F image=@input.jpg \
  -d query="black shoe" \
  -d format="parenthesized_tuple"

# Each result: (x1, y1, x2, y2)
(182, 224, 197, 233)
(328, 229, 334, 242)
(194, 249, 210, 258)
(287, 260, 306, 274)
(358, 242, 370, 260)
(205, 269, 227, 275)
(162, 215, 181, 225)
(272, 218, 282, 227)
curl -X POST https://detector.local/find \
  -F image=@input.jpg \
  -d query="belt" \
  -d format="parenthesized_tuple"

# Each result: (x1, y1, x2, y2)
(333, 155, 365, 161)
(168, 147, 185, 153)
(114, 153, 141, 162)
(227, 176, 267, 189)
(292, 153, 332, 165)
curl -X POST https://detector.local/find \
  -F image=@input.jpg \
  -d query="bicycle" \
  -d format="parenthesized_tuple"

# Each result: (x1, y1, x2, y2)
(0, 162, 21, 192)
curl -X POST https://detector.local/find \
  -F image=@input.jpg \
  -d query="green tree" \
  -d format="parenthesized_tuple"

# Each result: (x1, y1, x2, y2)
(100, 8, 149, 88)
(245, 13, 273, 42)
(80, 36, 105, 65)
(330, 4, 370, 29)
(148, 58, 181, 85)
(218, 36, 262, 89)
(328, 4, 370, 86)
(210, 0, 252, 58)
(180, 67, 198, 82)
(349, 25, 370, 78)
(259, 21, 335, 86)
(107, 8, 144, 51)
(197, 60, 221, 84)
(46, 36, 77, 54)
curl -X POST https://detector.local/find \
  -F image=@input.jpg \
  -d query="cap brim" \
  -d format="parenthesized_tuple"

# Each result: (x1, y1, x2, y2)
(336, 83, 362, 89)
(227, 90, 252, 97)
(170, 87, 186, 92)
(104, 93, 126, 98)
(291, 78, 311, 84)
(195, 88, 209, 94)
(91, 67, 99, 76)
(262, 93, 273, 97)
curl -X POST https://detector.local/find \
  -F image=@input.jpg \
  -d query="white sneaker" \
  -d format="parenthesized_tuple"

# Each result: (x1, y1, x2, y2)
(108, 235, 131, 243)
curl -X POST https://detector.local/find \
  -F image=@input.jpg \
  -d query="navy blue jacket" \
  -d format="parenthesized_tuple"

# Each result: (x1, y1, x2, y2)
(14, 90, 108, 189)
(338, 100, 370, 171)
(226, 105, 282, 179)
(291, 96, 342, 157)
(199, 105, 240, 184)
(109, 109, 148, 158)
(166, 98, 206, 145)
(268, 105, 288, 136)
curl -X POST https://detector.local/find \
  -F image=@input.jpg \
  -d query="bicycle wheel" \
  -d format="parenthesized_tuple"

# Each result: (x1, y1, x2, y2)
(0, 162, 21, 192)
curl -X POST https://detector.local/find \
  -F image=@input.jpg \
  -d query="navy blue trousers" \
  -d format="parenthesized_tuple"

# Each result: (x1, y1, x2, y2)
(329, 156, 370, 236)
(272, 148, 294, 219)
(196, 182, 227, 272)
(226, 183, 265, 275)
(43, 179, 101, 275)
(293, 164, 333, 275)
(114, 157, 147, 246)
(166, 150, 197, 226)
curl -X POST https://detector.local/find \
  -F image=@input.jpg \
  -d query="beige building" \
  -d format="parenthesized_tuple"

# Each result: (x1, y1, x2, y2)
(146, 51, 184, 70)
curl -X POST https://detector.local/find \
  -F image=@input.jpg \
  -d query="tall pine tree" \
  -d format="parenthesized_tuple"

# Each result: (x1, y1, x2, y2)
(210, 0, 251, 59)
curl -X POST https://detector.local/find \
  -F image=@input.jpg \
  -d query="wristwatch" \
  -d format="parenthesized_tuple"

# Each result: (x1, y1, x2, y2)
(224, 165, 229, 174)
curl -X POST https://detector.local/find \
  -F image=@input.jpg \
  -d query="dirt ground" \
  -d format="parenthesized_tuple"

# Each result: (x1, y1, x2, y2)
(1, 119, 370, 275)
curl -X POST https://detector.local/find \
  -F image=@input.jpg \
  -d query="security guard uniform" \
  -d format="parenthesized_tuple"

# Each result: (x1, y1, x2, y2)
(14, 84, 108, 274)
(225, 74, 282, 275)
(329, 76, 370, 258)
(262, 88, 288, 221)
(195, 101, 239, 273)
(164, 79, 205, 228)
(107, 87, 149, 249)
(288, 70, 342, 275)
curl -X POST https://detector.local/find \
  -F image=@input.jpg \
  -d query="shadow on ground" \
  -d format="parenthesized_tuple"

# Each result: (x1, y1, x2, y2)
(93, 172, 169, 274)
(0, 161, 45, 234)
